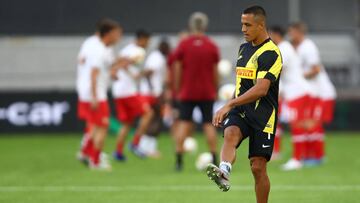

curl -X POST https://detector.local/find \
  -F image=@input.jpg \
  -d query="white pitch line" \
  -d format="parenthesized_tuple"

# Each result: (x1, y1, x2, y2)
(0, 185, 360, 192)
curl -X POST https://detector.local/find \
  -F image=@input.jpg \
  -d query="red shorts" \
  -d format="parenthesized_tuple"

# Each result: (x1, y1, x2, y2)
(308, 97, 323, 121)
(287, 95, 311, 123)
(140, 95, 157, 106)
(88, 101, 110, 127)
(320, 99, 335, 123)
(115, 95, 145, 124)
(77, 101, 91, 121)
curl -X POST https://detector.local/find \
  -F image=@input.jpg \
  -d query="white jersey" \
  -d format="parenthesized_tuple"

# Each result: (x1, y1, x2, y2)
(112, 43, 144, 98)
(139, 50, 167, 97)
(76, 35, 114, 102)
(278, 41, 312, 100)
(296, 38, 336, 100)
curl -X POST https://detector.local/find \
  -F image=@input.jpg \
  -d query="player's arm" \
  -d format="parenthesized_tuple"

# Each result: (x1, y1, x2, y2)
(110, 57, 131, 80)
(304, 64, 321, 79)
(303, 43, 321, 79)
(213, 79, 271, 126)
(174, 60, 182, 92)
(90, 68, 99, 109)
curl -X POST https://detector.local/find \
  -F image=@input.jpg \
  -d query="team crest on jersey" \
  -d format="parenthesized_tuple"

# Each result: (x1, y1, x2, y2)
(236, 67, 256, 79)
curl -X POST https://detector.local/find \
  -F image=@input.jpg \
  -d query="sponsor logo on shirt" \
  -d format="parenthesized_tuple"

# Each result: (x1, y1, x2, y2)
(236, 67, 256, 79)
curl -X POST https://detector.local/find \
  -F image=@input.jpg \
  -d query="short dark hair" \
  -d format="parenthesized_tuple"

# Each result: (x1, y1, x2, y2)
(158, 38, 170, 56)
(136, 29, 151, 39)
(289, 21, 308, 33)
(243, 5, 267, 19)
(96, 18, 121, 37)
(269, 25, 286, 37)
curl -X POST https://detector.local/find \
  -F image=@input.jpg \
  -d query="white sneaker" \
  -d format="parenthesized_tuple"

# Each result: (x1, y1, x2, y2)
(281, 159, 303, 171)
(89, 156, 112, 171)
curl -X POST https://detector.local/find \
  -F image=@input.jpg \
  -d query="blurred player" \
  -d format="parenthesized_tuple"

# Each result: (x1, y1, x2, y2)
(173, 12, 219, 171)
(76, 18, 122, 170)
(137, 39, 171, 158)
(164, 31, 189, 141)
(111, 29, 153, 161)
(269, 26, 313, 170)
(288, 22, 336, 166)
(207, 6, 282, 203)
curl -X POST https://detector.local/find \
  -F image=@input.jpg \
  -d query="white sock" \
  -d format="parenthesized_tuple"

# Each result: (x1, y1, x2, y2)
(219, 161, 232, 175)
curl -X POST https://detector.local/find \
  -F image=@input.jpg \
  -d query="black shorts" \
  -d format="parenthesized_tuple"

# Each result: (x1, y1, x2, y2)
(178, 100, 214, 123)
(222, 108, 275, 161)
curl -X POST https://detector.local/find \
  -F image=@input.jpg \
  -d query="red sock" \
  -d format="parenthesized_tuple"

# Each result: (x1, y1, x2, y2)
(82, 138, 94, 156)
(132, 134, 141, 146)
(90, 147, 101, 165)
(116, 141, 125, 154)
(292, 127, 306, 160)
(314, 126, 325, 160)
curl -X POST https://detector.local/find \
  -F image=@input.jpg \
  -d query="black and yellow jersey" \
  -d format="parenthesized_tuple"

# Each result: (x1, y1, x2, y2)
(234, 38, 282, 134)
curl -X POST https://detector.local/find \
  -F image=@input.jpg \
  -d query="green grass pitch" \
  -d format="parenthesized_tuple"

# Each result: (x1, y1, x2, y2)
(0, 132, 359, 203)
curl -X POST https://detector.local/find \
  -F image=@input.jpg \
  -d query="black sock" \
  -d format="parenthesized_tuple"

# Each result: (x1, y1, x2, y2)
(211, 152, 218, 165)
(176, 152, 183, 166)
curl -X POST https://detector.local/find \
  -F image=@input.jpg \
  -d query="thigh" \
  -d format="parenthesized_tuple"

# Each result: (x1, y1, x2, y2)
(178, 101, 195, 121)
(197, 100, 214, 124)
(248, 129, 275, 161)
(223, 108, 251, 148)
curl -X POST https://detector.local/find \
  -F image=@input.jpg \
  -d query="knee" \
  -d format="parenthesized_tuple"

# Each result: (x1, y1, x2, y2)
(250, 157, 267, 177)
(224, 126, 241, 144)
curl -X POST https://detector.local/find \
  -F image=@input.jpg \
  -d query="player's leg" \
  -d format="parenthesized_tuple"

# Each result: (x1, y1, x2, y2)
(139, 101, 162, 158)
(114, 123, 131, 161)
(131, 96, 154, 148)
(206, 110, 246, 192)
(199, 100, 218, 165)
(88, 102, 111, 170)
(113, 97, 132, 161)
(248, 130, 274, 203)
(174, 101, 195, 171)
(282, 96, 308, 170)
(170, 100, 180, 140)
(250, 157, 270, 203)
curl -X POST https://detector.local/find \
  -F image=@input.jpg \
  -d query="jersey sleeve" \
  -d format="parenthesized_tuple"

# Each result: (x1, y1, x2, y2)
(88, 52, 106, 70)
(144, 53, 163, 71)
(304, 42, 320, 66)
(256, 50, 282, 82)
(172, 40, 186, 61)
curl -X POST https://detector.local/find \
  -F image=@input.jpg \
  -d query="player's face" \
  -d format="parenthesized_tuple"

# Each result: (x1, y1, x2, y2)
(268, 31, 280, 45)
(288, 27, 301, 44)
(241, 14, 262, 42)
(138, 37, 150, 49)
(108, 28, 122, 45)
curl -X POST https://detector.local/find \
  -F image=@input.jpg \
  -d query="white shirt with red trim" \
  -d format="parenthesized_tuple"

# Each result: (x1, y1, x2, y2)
(278, 40, 312, 101)
(139, 50, 167, 97)
(112, 43, 144, 98)
(296, 38, 336, 100)
(76, 35, 114, 102)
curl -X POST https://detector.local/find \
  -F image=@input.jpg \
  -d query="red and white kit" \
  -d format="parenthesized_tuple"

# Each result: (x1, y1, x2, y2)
(139, 49, 167, 104)
(278, 40, 313, 161)
(297, 38, 336, 160)
(76, 35, 115, 127)
(112, 43, 145, 124)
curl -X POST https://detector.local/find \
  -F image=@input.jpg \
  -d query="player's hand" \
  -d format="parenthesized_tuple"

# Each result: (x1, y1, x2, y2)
(90, 98, 99, 110)
(212, 103, 232, 127)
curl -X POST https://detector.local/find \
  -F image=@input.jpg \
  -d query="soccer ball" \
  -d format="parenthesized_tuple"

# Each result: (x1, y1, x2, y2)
(183, 137, 198, 153)
(195, 152, 213, 171)
(218, 83, 235, 101)
(217, 59, 232, 77)
(131, 47, 146, 65)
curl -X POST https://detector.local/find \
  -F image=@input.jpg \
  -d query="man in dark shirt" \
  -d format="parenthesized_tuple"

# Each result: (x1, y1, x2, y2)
(173, 12, 220, 171)
(206, 6, 282, 203)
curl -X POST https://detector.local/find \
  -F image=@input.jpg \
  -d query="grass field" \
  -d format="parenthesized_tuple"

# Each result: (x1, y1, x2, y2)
(0, 131, 360, 203)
